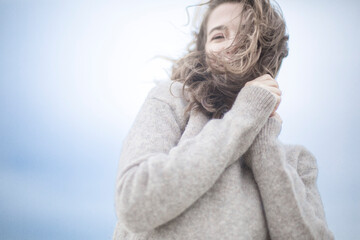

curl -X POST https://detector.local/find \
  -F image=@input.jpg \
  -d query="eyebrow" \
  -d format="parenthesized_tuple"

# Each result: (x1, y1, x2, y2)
(208, 25, 228, 36)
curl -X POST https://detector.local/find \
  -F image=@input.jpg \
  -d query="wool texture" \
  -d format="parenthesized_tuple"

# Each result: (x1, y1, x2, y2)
(112, 80, 334, 240)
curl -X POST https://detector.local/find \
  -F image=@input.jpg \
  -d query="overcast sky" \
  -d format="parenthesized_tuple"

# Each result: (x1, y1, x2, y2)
(1, 0, 359, 239)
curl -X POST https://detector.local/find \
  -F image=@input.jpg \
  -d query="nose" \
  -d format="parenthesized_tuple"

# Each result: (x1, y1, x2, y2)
(225, 46, 236, 57)
(225, 41, 236, 54)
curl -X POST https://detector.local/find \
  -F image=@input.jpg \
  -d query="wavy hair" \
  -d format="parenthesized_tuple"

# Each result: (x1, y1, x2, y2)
(170, 0, 289, 119)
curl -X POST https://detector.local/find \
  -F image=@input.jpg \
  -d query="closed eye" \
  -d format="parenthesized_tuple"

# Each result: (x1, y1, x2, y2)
(211, 34, 225, 41)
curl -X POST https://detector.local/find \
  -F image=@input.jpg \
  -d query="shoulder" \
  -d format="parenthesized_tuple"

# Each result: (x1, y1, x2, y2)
(147, 80, 188, 104)
(283, 143, 318, 178)
(145, 80, 190, 130)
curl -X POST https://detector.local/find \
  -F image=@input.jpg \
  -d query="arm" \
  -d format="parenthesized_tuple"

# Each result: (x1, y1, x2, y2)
(243, 117, 334, 240)
(115, 84, 276, 233)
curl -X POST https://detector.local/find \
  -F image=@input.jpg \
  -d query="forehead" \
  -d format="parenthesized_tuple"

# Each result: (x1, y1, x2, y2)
(207, 2, 244, 34)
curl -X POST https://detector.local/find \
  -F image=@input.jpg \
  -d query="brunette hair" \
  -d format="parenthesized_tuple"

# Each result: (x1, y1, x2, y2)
(170, 0, 289, 119)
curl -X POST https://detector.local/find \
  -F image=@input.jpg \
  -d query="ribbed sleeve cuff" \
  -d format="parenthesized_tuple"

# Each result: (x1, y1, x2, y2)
(256, 117, 282, 140)
(229, 85, 277, 119)
(223, 85, 277, 136)
(242, 117, 282, 170)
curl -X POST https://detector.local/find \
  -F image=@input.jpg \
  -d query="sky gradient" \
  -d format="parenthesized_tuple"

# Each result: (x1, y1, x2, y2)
(1, 0, 359, 239)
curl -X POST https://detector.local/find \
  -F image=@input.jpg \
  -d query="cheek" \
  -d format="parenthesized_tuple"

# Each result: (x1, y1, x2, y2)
(206, 43, 221, 53)
(205, 41, 231, 55)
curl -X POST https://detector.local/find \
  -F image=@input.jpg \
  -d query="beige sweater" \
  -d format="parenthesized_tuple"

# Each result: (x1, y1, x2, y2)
(112, 80, 334, 240)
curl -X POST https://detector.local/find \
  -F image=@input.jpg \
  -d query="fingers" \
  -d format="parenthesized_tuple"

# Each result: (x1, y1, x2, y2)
(265, 80, 279, 88)
(258, 76, 279, 88)
(244, 74, 282, 114)
(273, 95, 281, 111)
(266, 86, 282, 97)
(247, 74, 279, 89)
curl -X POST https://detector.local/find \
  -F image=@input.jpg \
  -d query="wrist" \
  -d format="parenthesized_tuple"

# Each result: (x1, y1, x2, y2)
(258, 117, 282, 139)
(242, 117, 282, 169)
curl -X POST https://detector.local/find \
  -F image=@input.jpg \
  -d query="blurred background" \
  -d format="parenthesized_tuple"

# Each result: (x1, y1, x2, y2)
(0, 0, 359, 239)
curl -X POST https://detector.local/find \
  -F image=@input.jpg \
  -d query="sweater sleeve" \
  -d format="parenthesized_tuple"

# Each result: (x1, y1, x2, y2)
(243, 117, 334, 240)
(114, 84, 277, 233)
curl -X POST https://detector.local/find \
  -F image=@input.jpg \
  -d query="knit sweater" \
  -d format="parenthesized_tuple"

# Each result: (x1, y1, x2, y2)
(112, 80, 334, 240)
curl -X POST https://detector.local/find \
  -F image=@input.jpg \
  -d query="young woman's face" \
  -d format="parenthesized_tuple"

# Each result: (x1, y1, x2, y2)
(205, 2, 244, 58)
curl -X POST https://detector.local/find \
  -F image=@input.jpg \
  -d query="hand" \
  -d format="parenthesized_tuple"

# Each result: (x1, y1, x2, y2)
(245, 74, 282, 116)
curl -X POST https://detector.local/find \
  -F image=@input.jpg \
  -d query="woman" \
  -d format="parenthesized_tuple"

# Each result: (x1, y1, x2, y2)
(113, 0, 334, 239)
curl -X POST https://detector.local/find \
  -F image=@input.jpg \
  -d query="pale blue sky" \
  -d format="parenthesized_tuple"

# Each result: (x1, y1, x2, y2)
(0, 0, 359, 239)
